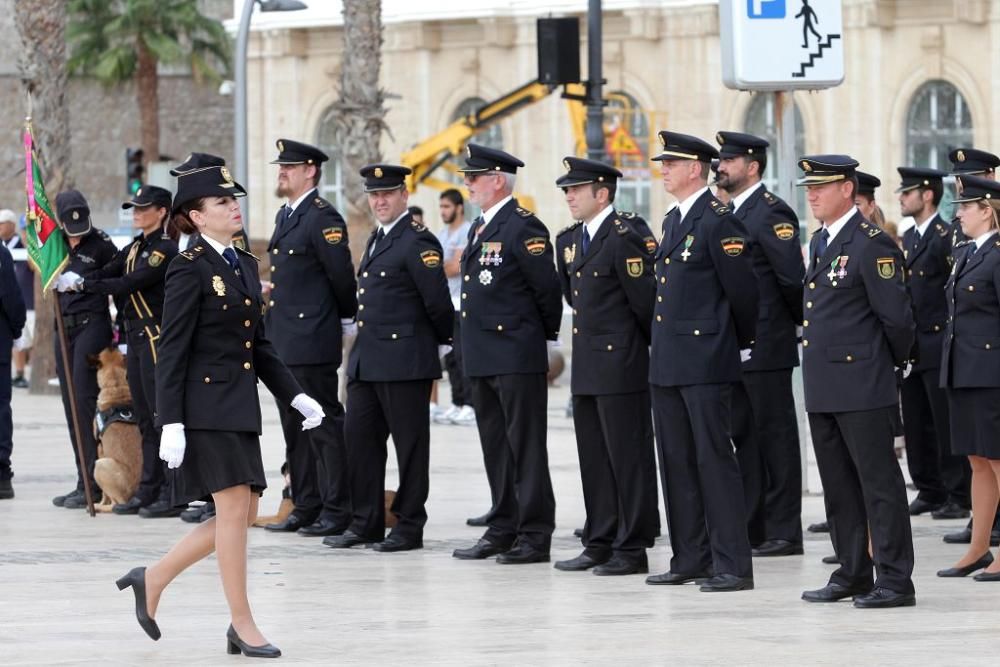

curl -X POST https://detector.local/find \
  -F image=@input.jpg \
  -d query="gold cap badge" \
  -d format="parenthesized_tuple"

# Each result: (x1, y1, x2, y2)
(277, 140, 284, 152)
(957, 150, 966, 162)
(716, 132, 723, 144)
(72, 211, 79, 220)
(563, 159, 571, 171)
(220, 166, 233, 184)
(374, 167, 383, 178)
(801, 161, 812, 172)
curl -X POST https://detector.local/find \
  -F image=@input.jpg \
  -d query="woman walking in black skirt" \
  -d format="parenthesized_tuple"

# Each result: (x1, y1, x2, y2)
(115, 163, 325, 656)
(938, 174, 1000, 581)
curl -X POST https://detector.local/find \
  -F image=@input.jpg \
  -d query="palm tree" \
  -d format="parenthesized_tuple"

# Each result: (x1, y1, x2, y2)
(66, 0, 230, 164)
(15, 0, 73, 395)
(332, 0, 387, 261)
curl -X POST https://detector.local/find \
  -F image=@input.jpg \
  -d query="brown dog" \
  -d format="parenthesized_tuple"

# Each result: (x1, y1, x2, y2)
(91, 348, 143, 512)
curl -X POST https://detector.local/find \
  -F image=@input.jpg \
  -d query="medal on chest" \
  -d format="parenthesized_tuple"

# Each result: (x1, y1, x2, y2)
(827, 256, 849, 283)
(212, 275, 226, 296)
(680, 235, 694, 262)
(478, 269, 493, 286)
(479, 242, 503, 267)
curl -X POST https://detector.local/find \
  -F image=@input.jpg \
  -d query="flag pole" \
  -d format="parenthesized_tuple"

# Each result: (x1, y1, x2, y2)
(53, 299, 96, 517)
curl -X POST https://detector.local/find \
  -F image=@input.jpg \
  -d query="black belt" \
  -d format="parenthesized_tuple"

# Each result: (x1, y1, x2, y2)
(63, 312, 104, 329)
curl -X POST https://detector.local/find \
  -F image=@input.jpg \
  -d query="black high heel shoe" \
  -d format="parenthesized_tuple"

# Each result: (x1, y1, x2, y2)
(227, 624, 281, 658)
(115, 566, 161, 640)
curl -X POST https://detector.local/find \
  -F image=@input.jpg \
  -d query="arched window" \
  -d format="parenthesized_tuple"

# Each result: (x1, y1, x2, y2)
(744, 93, 806, 219)
(604, 91, 651, 220)
(905, 80, 973, 169)
(315, 105, 346, 212)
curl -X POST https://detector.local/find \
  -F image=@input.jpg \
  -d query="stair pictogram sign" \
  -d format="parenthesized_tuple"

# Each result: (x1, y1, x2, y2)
(792, 33, 842, 78)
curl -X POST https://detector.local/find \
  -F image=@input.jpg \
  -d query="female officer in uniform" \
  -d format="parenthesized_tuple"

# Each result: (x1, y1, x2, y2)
(115, 163, 325, 657)
(937, 174, 1000, 581)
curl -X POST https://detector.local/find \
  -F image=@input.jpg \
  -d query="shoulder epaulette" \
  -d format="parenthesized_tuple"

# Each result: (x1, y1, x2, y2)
(954, 239, 972, 248)
(160, 233, 171, 241)
(410, 219, 427, 232)
(994, 239, 1000, 248)
(858, 221, 882, 238)
(708, 199, 730, 216)
(313, 196, 329, 210)
(180, 245, 206, 261)
(515, 207, 533, 218)
(615, 219, 631, 235)
(935, 222, 949, 237)
(234, 245, 260, 261)
(620, 211, 636, 220)
(556, 221, 581, 237)
(762, 191, 779, 206)
(96, 228, 112, 241)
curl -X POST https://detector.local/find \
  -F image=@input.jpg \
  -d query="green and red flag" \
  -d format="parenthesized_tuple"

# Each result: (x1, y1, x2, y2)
(24, 119, 67, 290)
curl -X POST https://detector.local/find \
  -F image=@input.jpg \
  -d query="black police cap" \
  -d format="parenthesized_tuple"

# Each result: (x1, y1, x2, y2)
(270, 139, 329, 166)
(55, 189, 92, 237)
(896, 166, 947, 193)
(170, 152, 226, 176)
(651, 131, 718, 163)
(172, 165, 247, 214)
(856, 171, 881, 196)
(796, 155, 859, 186)
(555, 157, 622, 188)
(953, 174, 1000, 203)
(360, 164, 411, 193)
(949, 148, 1000, 175)
(715, 131, 769, 159)
(122, 185, 173, 211)
(458, 144, 524, 174)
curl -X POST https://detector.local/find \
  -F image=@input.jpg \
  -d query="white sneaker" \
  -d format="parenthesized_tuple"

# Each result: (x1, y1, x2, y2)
(434, 405, 460, 424)
(451, 405, 476, 426)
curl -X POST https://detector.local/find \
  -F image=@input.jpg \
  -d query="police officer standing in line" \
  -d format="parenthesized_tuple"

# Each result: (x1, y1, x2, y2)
(0, 236, 26, 499)
(168, 153, 251, 254)
(943, 148, 1000, 547)
(50, 191, 118, 510)
(644, 132, 759, 592)
(795, 155, 916, 608)
(552, 157, 658, 576)
(854, 172, 883, 227)
(452, 144, 562, 564)
(324, 164, 453, 551)
(896, 166, 971, 520)
(715, 131, 806, 557)
(262, 139, 358, 538)
(60, 186, 180, 517)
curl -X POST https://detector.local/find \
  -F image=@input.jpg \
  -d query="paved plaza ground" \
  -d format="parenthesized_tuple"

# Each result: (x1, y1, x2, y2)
(0, 381, 994, 665)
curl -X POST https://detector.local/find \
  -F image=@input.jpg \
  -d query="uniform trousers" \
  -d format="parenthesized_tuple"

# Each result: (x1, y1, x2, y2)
(650, 382, 752, 577)
(55, 315, 111, 492)
(808, 406, 915, 594)
(0, 356, 11, 480)
(126, 327, 167, 504)
(901, 368, 970, 507)
(732, 369, 803, 545)
(469, 373, 555, 551)
(276, 363, 350, 527)
(344, 377, 432, 542)
(443, 317, 471, 407)
(572, 391, 657, 557)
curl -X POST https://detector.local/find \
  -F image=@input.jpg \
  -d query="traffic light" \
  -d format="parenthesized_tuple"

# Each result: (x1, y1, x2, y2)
(126, 148, 145, 196)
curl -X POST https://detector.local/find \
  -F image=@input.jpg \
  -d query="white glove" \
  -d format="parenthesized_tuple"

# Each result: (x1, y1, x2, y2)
(547, 339, 562, 350)
(901, 362, 913, 379)
(159, 423, 186, 469)
(740, 348, 752, 363)
(341, 318, 358, 338)
(55, 271, 83, 292)
(291, 393, 325, 430)
(117, 344, 128, 356)
(438, 344, 453, 358)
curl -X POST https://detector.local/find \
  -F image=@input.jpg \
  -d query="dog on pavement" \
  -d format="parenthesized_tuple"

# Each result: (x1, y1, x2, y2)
(91, 348, 143, 512)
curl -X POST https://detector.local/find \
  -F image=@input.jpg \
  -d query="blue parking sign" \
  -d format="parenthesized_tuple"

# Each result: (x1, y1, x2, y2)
(748, 0, 785, 18)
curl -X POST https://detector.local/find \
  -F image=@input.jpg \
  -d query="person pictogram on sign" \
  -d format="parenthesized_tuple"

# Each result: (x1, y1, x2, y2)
(796, 0, 822, 49)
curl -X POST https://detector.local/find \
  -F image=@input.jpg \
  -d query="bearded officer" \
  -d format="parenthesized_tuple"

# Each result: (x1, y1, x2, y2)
(452, 144, 562, 565)
(262, 139, 358, 538)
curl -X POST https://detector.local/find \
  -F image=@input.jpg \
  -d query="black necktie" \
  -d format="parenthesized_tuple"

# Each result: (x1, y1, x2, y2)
(814, 228, 830, 268)
(222, 247, 240, 274)
(277, 205, 290, 225)
(662, 208, 681, 245)
(472, 215, 485, 243)
(370, 227, 385, 254)
(581, 226, 591, 256)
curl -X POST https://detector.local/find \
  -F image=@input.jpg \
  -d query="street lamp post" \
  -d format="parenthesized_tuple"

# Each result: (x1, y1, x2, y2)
(585, 0, 606, 162)
(234, 0, 308, 230)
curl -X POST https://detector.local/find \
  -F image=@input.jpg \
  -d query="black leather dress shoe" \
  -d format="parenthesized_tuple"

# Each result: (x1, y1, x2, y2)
(646, 570, 712, 585)
(323, 530, 372, 549)
(752, 540, 804, 557)
(497, 542, 549, 564)
(908, 498, 943, 516)
(700, 573, 754, 592)
(573, 528, 584, 538)
(973, 569, 1000, 582)
(297, 518, 348, 537)
(264, 514, 311, 532)
(945, 527, 1000, 546)
(465, 513, 490, 527)
(554, 552, 608, 572)
(63, 492, 93, 509)
(138, 500, 184, 518)
(226, 624, 280, 658)
(116, 566, 160, 640)
(179, 503, 211, 523)
(931, 502, 971, 520)
(112, 497, 146, 515)
(0, 478, 13, 500)
(52, 489, 79, 507)
(453, 538, 510, 560)
(937, 552, 993, 577)
(371, 534, 422, 552)
(807, 521, 829, 533)
(593, 553, 648, 576)
(802, 583, 871, 602)
(853, 587, 916, 608)
(821, 554, 840, 565)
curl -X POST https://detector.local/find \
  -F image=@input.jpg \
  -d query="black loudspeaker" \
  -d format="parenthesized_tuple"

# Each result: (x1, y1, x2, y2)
(537, 17, 580, 85)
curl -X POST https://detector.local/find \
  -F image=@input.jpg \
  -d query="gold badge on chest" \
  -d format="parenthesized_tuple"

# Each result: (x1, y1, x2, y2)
(563, 243, 576, 265)
(212, 275, 226, 296)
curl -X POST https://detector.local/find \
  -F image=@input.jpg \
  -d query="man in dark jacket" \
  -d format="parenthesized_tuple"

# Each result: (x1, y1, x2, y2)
(0, 240, 26, 499)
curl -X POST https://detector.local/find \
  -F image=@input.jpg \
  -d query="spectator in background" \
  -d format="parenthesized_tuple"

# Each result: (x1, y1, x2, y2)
(1, 211, 31, 388)
(408, 205, 424, 225)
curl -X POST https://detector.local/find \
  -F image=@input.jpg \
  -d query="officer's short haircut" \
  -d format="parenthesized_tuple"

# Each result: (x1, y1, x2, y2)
(695, 160, 712, 181)
(408, 205, 424, 217)
(845, 175, 859, 199)
(590, 181, 617, 203)
(312, 165, 323, 187)
(746, 153, 767, 177)
(440, 188, 464, 207)
(920, 180, 944, 207)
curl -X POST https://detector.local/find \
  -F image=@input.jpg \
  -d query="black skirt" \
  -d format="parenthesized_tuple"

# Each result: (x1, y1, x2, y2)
(171, 430, 267, 506)
(947, 387, 1000, 460)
